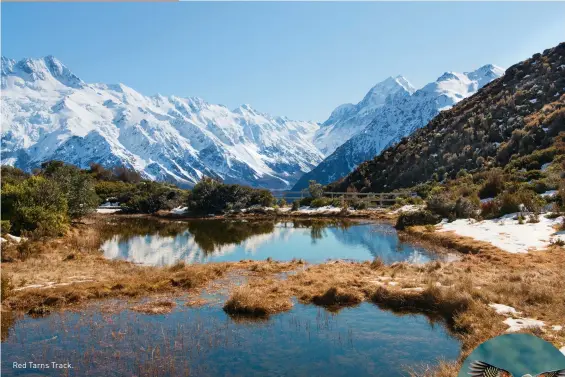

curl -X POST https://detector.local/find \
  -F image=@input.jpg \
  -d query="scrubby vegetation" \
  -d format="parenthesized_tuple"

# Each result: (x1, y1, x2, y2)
(1, 162, 191, 236)
(187, 177, 274, 214)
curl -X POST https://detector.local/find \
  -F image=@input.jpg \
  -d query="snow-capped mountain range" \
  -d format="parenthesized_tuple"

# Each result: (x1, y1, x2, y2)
(1, 56, 323, 188)
(1, 55, 503, 190)
(313, 75, 415, 156)
(292, 64, 504, 189)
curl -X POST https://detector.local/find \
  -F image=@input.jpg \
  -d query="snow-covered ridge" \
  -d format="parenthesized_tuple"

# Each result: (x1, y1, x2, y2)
(313, 75, 416, 156)
(293, 63, 504, 189)
(1, 56, 323, 189)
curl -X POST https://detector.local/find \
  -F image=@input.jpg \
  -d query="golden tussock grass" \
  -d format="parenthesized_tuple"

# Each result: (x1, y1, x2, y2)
(131, 300, 176, 314)
(223, 282, 293, 317)
(0, 219, 303, 314)
(407, 361, 461, 377)
(2, 215, 564, 377)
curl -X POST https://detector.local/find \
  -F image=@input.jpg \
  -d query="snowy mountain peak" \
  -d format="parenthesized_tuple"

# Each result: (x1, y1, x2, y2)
(314, 74, 416, 156)
(359, 75, 415, 109)
(1, 56, 323, 189)
(293, 63, 504, 190)
(2, 56, 84, 89)
(466, 64, 505, 87)
(233, 103, 258, 115)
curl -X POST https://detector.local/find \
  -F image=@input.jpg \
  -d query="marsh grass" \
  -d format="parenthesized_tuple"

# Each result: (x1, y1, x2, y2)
(2, 215, 564, 377)
(131, 300, 176, 314)
(223, 283, 293, 317)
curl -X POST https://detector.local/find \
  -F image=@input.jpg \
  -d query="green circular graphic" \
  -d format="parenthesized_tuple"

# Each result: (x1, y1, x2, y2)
(458, 334, 565, 377)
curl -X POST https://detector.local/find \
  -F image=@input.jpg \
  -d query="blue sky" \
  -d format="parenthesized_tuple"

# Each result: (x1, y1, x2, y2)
(2, 2, 564, 121)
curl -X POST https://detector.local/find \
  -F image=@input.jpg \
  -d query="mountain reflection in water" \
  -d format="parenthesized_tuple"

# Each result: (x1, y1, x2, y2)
(101, 218, 450, 266)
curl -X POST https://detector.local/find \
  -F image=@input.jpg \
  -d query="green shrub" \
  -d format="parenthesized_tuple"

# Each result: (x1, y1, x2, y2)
(331, 198, 342, 207)
(278, 198, 287, 207)
(299, 197, 313, 206)
(478, 169, 506, 199)
(395, 210, 442, 230)
(94, 180, 137, 203)
(40, 161, 100, 218)
(1, 176, 68, 236)
(351, 200, 368, 210)
(310, 198, 331, 208)
(308, 180, 324, 199)
(188, 177, 275, 213)
(480, 200, 499, 219)
(1, 274, 13, 302)
(454, 197, 480, 219)
(426, 191, 456, 219)
(0, 220, 11, 235)
(497, 191, 521, 215)
(291, 200, 300, 211)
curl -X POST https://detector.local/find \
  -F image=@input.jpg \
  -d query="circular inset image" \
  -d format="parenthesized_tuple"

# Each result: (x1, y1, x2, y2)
(458, 334, 565, 377)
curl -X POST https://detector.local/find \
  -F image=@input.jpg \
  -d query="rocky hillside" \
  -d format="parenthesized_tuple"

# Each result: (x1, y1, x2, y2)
(329, 42, 565, 193)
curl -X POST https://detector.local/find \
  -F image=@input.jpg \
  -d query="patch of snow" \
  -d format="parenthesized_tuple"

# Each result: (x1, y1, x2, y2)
(6, 234, 22, 243)
(489, 303, 522, 316)
(480, 197, 494, 204)
(541, 162, 552, 171)
(561, 346, 565, 356)
(0, 237, 6, 243)
(540, 190, 558, 198)
(552, 325, 563, 331)
(96, 208, 122, 214)
(503, 317, 545, 332)
(100, 202, 120, 208)
(438, 213, 565, 253)
(529, 98, 538, 104)
(391, 204, 424, 214)
(171, 206, 188, 215)
(297, 205, 342, 213)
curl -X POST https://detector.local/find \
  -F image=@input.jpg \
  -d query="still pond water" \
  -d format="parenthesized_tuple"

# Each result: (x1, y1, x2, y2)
(2, 301, 460, 377)
(100, 218, 450, 266)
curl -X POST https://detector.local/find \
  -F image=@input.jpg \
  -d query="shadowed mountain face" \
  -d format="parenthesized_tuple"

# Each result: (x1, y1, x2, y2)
(329, 42, 565, 193)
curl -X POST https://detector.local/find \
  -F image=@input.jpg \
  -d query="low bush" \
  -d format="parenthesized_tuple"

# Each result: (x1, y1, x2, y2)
(426, 191, 455, 219)
(478, 168, 505, 199)
(1, 176, 69, 237)
(291, 200, 300, 211)
(350, 199, 368, 210)
(310, 198, 332, 208)
(0, 221, 11, 235)
(188, 177, 275, 214)
(454, 197, 480, 219)
(1, 274, 13, 301)
(299, 197, 313, 206)
(395, 210, 442, 230)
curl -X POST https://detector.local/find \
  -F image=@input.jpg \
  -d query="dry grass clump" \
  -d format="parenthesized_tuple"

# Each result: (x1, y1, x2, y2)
(131, 300, 176, 314)
(311, 287, 364, 309)
(407, 361, 460, 377)
(223, 283, 293, 317)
